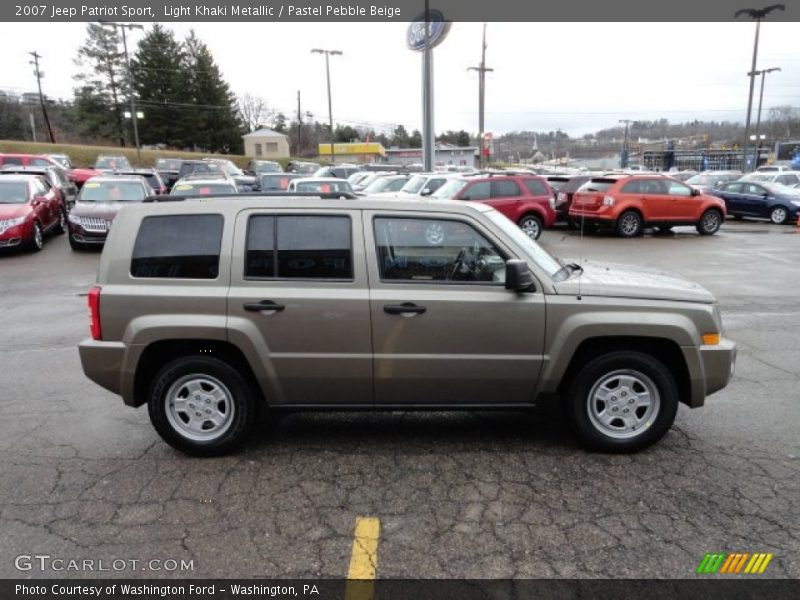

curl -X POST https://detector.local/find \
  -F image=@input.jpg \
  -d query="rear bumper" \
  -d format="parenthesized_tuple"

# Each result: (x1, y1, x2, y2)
(682, 338, 736, 408)
(79, 339, 126, 396)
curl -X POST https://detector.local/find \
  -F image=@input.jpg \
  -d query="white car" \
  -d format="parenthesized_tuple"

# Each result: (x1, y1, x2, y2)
(740, 171, 800, 187)
(286, 177, 354, 195)
(756, 164, 793, 173)
(360, 174, 411, 196)
(395, 173, 452, 197)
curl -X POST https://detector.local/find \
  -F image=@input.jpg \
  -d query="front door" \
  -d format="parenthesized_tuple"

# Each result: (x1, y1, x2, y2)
(364, 211, 547, 406)
(228, 209, 373, 406)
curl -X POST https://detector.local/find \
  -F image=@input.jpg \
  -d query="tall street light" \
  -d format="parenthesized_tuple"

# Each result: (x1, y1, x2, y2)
(311, 48, 342, 165)
(752, 67, 781, 148)
(100, 20, 144, 166)
(735, 3, 785, 172)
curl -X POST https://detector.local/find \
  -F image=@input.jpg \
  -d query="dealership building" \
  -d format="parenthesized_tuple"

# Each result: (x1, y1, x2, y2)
(384, 143, 479, 168)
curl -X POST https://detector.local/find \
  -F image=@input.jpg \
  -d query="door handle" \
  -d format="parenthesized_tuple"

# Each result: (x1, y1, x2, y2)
(384, 303, 426, 315)
(244, 300, 285, 312)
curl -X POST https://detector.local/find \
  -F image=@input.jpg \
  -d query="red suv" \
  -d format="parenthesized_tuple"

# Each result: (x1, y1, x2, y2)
(0, 175, 65, 251)
(433, 174, 556, 239)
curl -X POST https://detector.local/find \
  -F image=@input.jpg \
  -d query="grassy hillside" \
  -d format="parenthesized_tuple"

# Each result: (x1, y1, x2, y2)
(0, 139, 295, 169)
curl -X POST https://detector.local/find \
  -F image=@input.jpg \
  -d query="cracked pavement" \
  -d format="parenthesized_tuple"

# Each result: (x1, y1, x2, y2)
(0, 221, 798, 579)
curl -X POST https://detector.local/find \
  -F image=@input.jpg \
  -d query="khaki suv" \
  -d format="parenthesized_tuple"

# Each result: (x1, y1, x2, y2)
(79, 196, 736, 456)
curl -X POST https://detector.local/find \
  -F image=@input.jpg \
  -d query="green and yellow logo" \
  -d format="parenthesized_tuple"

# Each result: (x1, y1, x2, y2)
(696, 552, 774, 575)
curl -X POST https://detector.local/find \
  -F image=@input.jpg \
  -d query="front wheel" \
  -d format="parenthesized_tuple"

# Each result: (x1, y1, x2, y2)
(696, 209, 722, 235)
(28, 221, 44, 252)
(566, 351, 679, 453)
(769, 206, 788, 225)
(147, 356, 258, 456)
(518, 214, 543, 240)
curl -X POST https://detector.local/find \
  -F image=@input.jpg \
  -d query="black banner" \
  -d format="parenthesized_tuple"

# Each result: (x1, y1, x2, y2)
(2, 0, 799, 22)
(4, 579, 800, 600)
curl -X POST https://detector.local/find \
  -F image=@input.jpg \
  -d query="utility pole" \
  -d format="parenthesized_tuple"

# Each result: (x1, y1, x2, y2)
(751, 67, 781, 152)
(28, 51, 55, 143)
(311, 48, 342, 165)
(468, 23, 493, 168)
(619, 119, 632, 168)
(100, 21, 143, 166)
(296, 90, 302, 157)
(735, 4, 785, 171)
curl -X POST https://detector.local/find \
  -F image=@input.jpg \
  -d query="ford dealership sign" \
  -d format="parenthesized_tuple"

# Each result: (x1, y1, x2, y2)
(406, 10, 451, 51)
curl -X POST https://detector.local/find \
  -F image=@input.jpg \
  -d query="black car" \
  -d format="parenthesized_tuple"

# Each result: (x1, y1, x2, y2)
(553, 175, 591, 222)
(313, 165, 362, 179)
(712, 181, 800, 225)
(177, 160, 223, 180)
(154, 158, 184, 190)
(203, 159, 257, 192)
(0, 165, 78, 212)
(116, 169, 168, 196)
(285, 161, 320, 175)
(257, 173, 301, 191)
(244, 160, 283, 176)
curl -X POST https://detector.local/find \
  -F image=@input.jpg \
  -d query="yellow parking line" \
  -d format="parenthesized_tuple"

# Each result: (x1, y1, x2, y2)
(344, 517, 380, 600)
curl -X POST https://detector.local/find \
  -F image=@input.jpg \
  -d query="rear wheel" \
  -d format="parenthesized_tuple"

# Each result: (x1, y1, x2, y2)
(769, 206, 788, 225)
(696, 209, 722, 235)
(616, 210, 643, 237)
(566, 351, 679, 453)
(518, 214, 543, 240)
(148, 356, 258, 456)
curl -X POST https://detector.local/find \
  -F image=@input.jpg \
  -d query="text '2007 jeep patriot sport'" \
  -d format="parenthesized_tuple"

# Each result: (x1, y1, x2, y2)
(79, 196, 736, 456)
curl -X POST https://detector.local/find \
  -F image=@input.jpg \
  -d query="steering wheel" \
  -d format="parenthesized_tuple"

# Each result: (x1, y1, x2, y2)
(448, 248, 467, 280)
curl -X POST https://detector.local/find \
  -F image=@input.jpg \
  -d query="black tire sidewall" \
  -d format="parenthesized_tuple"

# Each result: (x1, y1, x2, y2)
(566, 351, 679, 453)
(616, 210, 642, 237)
(147, 356, 257, 456)
(29, 222, 43, 251)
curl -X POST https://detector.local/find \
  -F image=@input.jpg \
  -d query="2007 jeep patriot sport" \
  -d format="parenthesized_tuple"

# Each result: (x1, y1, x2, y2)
(79, 196, 736, 456)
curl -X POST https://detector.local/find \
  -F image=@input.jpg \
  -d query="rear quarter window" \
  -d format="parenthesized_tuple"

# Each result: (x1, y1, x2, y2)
(523, 179, 548, 196)
(131, 214, 223, 279)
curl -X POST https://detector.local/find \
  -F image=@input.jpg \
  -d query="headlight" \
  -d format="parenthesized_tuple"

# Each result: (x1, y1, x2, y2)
(790, 200, 800, 207)
(602, 195, 616, 206)
(68, 213, 82, 224)
(0, 216, 26, 234)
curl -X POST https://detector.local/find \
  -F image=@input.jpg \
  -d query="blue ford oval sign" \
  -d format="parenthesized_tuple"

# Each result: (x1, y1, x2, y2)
(406, 10, 451, 51)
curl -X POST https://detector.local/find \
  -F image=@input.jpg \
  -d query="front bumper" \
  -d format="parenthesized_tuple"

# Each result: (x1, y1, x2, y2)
(68, 223, 109, 244)
(682, 338, 737, 407)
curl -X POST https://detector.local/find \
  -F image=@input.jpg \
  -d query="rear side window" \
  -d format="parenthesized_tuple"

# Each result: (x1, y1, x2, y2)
(523, 179, 548, 195)
(490, 180, 522, 198)
(245, 215, 353, 280)
(581, 179, 617, 192)
(2, 156, 24, 166)
(131, 214, 223, 279)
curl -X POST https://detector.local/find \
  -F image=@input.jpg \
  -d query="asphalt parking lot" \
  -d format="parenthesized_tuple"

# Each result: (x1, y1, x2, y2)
(1, 221, 798, 579)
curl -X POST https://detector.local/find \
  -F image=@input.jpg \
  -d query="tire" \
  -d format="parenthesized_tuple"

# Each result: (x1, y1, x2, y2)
(518, 214, 543, 240)
(54, 210, 66, 235)
(147, 356, 258, 456)
(696, 209, 722, 235)
(616, 210, 643, 237)
(28, 221, 43, 252)
(68, 235, 85, 251)
(769, 206, 788, 225)
(566, 351, 679, 453)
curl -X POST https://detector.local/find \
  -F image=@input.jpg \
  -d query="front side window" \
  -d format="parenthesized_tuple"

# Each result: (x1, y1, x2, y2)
(666, 180, 692, 196)
(246, 215, 353, 280)
(462, 181, 490, 200)
(131, 214, 223, 279)
(722, 183, 742, 193)
(374, 217, 506, 284)
(490, 180, 522, 198)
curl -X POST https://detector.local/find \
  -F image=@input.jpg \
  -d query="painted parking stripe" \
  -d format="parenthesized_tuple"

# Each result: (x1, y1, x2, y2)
(344, 517, 380, 600)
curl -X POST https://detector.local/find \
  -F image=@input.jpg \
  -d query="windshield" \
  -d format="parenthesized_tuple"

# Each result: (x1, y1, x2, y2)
(94, 157, 132, 170)
(49, 155, 70, 168)
(79, 181, 146, 202)
(365, 177, 406, 193)
(686, 174, 720, 185)
(764, 182, 800, 195)
(432, 178, 468, 199)
(0, 181, 28, 204)
(401, 175, 427, 194)
(170, 183, 237, 196)
(259, 175, 297, 190)
(155, 159, 182, 170)
(295, 181, 352, 193)
(254, 162, 281, 174)
(214, 161, 243, 177)
(485, 210, 562, 278)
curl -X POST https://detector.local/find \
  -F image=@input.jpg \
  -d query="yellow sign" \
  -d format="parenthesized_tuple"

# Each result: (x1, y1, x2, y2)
(318, 142, 386, 157)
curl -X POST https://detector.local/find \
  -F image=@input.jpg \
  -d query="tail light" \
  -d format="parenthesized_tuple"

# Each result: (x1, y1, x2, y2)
(548, 195, 556, 210)
(88, 286, 102, 340)
(602, 195, 616, 206)
(557, 192, 567, 205)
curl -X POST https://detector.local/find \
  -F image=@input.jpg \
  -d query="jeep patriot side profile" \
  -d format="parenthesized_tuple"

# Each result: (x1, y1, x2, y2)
(79, 197, 736, 456)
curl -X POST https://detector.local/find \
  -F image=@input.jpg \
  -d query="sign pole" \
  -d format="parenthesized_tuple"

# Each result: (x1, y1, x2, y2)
(422, 5, 434, 172)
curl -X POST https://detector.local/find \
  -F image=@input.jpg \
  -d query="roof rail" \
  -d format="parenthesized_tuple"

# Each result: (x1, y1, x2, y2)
(143, 191, 360, 202)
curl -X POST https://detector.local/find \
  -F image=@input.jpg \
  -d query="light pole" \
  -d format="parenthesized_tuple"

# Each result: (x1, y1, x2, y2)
(311, 48, 342, 165)
(100, 20, 144, 166)
(468, 24, 493, 169)
(735, 4, 785, 172)
(752, 67, 781, 148)
(619, 119, 632, 168)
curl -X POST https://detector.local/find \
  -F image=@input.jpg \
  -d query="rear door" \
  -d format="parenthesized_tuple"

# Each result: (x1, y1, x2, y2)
(364, 210, 546, 406)
(227, 209, 373, 406)
(487, 179, 524, 221)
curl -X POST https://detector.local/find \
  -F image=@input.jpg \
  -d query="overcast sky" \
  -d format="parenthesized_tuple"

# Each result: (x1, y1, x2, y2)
(1, 21, 799, 136)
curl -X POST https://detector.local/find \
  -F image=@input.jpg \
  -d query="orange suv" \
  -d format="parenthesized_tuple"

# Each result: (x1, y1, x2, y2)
(569, 175, 726, 237)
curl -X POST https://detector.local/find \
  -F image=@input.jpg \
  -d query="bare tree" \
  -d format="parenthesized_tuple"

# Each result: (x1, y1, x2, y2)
(237, 93, 271, 132)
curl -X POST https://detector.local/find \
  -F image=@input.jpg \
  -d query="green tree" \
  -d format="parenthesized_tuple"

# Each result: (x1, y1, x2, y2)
(334, 125, 360, 143)
(409, 129, 422, 148)
(183, 30, 244, 153)
(391, 124, 410, 147)
(73, 23, 126, 146)
(130, 24, 189, 148)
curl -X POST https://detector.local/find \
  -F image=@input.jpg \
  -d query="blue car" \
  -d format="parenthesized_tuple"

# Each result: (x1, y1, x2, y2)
(711, 181, 800, 225)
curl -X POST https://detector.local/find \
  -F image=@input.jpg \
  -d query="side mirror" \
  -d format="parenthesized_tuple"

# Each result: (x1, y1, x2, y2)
(505, 259, 536, 293)
(420, 188, 432, 196)
(691, 188, 700, 196)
